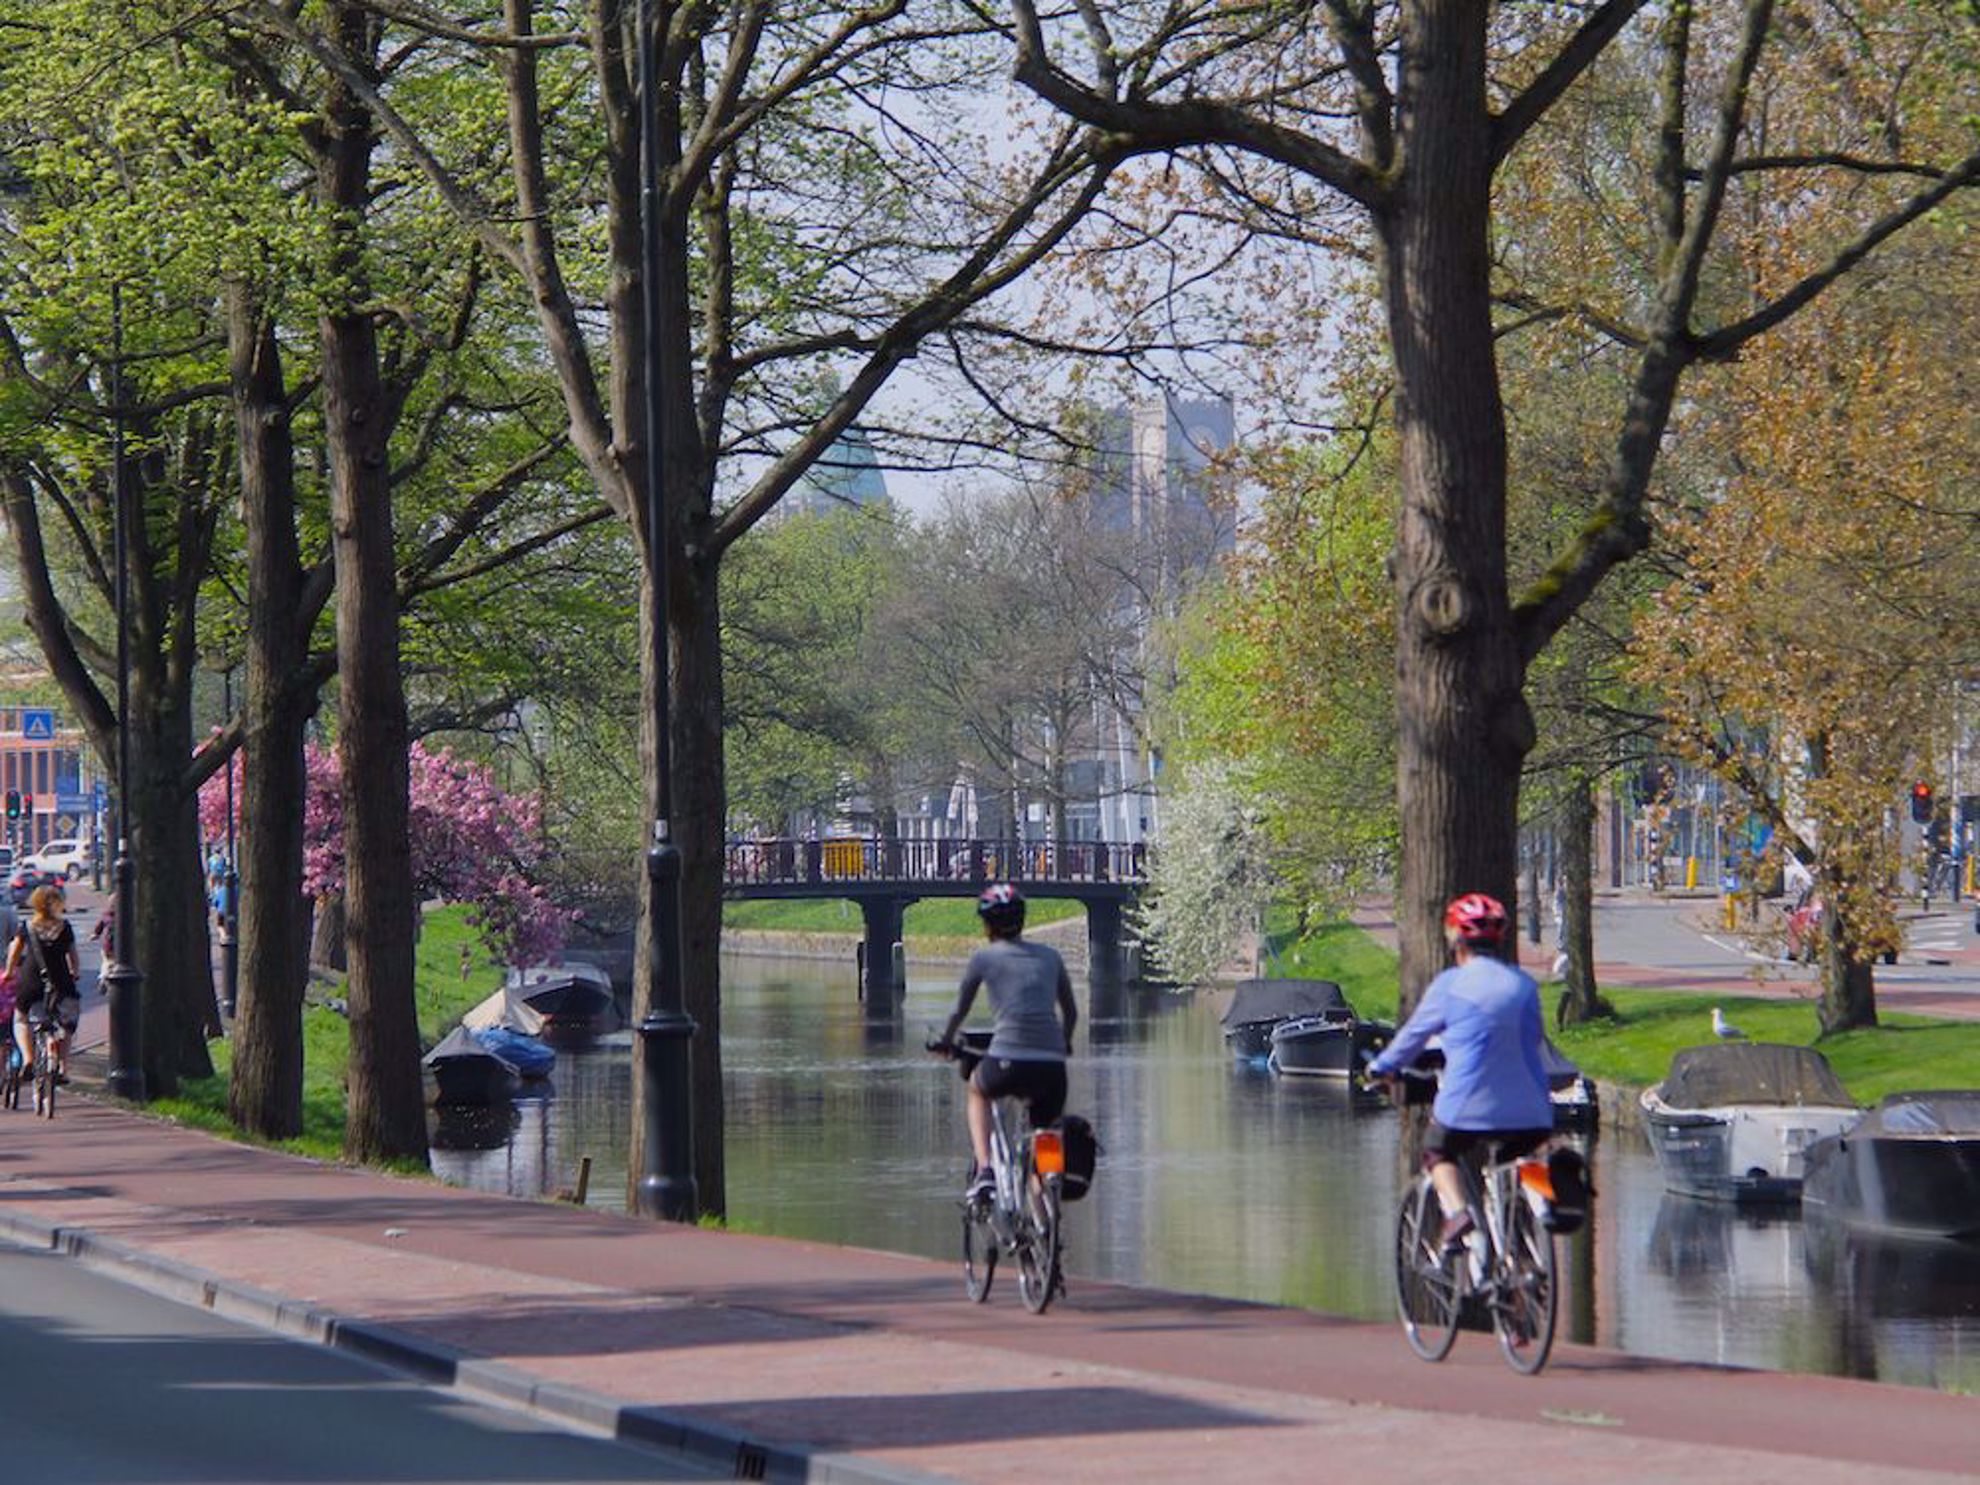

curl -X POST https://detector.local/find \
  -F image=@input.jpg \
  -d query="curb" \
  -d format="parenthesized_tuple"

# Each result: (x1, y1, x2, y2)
(0, 1202, 948, 1485)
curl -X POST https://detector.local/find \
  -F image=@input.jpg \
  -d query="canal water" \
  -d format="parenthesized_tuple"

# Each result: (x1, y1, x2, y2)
(430, 952, 1980, 1393)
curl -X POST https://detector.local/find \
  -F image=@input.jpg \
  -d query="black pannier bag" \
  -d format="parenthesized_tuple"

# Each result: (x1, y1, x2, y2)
(1055, 1114, 1100, 1201)
(1545, 1146, 1592, 1233)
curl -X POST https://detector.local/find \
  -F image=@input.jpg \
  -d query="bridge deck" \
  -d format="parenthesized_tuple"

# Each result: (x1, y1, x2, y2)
(725, 836, 1143, 903)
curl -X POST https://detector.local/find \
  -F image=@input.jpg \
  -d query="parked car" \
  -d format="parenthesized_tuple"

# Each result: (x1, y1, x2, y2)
(8, 863, 63, 906)
(0, 845, 14, 874)
(22, 838, 91, 880)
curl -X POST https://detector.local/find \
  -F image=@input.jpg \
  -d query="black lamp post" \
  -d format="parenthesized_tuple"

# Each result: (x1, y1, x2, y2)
(632, 0, 695, 1221)
(219, 666, 238, 1022)
(102, 285, 145, 1103)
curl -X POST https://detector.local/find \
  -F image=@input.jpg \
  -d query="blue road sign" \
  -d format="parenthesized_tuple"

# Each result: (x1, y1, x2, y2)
(19, 709, 54, 741)
(92, 778, 108, 808)
(55, 792, 90, 815)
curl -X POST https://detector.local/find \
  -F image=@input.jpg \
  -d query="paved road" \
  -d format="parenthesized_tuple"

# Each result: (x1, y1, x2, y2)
(0, 1245, 711, 1483)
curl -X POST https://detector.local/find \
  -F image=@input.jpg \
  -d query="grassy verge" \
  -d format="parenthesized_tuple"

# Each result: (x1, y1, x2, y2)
(724, 896, 1083, 937)
(1266, 916, 1980, 1102)
(146, 905, 503, 1163)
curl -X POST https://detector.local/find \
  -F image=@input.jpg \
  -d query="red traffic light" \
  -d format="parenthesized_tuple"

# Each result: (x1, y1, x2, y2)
(19, 792, 31, 817)
(1911, 781, 1934, 824)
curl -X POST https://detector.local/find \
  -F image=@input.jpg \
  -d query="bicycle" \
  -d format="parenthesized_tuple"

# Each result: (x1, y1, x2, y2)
(25, 1003, 59, 1119)
(927, 1034, 1065, 1314)
(0, 1040, 19, 1111)
(1378, 1072, 1562, 1374)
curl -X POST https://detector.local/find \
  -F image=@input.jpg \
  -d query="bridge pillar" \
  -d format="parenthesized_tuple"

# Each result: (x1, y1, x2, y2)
(1086, 897, 1127, 1019)
(860, 896, 906, 1002)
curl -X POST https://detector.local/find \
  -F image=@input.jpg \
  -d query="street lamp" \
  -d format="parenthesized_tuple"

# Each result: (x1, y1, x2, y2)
(632, 0, 695, 1220)
(103, 285, 145, 1103)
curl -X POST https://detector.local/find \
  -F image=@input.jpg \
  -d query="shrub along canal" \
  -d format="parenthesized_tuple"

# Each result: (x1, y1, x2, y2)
(428, 951, 1980, 1393)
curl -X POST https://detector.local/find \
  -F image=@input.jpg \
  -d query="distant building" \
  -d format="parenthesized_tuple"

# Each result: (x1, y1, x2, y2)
(785, 423, 888, 518)
(1088, 392, 1236, 567)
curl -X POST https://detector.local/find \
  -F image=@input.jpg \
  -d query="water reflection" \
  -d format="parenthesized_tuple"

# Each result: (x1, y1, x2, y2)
(426, 952, 1978, 1392)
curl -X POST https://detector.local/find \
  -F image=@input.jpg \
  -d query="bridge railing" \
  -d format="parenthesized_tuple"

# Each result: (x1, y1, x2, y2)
(724, 837, 1146, 888)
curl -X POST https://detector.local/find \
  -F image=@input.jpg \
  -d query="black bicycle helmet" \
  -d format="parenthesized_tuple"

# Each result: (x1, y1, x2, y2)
(976, 881, 1025, 933)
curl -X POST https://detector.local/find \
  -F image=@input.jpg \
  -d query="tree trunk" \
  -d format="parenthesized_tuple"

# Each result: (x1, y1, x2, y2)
(321, 1, 424, 1164)
(226, 280, 314, 1139)
(1382, 0, 1530, 1010)
(1556, 775, 1610, 1025)
(1818, 909, 1880, 1034)
(311, 892, 348, 971)
(130, 708, 217, 1096)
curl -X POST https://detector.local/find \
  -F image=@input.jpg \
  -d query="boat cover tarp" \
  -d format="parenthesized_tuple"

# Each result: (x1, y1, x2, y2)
(1221, 978, 1348, 1027)
(462, 987, 547, 1036)
(1538, 1036, 1584, 1091)
(1657, 1042, 1854, 1110)
(424, 1024, 518, 1072)
(1859, 1090, 1980, 1137)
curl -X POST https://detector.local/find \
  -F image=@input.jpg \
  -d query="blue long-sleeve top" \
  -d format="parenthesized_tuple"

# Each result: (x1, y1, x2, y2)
(1367, 955, 1553, 1132)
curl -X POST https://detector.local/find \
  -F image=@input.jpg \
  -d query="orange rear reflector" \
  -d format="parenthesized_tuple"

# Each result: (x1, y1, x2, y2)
(1033, 1131, 1066, 1174)
(1519, 1161, 1555, 1201)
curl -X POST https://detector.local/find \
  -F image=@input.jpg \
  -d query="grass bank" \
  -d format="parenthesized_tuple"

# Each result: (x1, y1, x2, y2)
(724, 896, 1083, 937)
(146, 905, 502, 1164)
(1265, 916, 1980, 1103)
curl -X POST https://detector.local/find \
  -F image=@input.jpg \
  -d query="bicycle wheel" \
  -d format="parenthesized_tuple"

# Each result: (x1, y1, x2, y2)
(1394, 1177, 1461, 1362)
(1016, 1179, 1062, 1314)
(1492, 1194, 1558, 1374)
(961, 1201, 997, 1302)
(34, 1031, 54, 1121)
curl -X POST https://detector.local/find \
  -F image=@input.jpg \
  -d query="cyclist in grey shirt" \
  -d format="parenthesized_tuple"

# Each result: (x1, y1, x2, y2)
(941, 883, 1078, 1201)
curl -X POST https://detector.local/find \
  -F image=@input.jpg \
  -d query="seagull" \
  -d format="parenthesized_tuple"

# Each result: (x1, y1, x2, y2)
(1711, 1006, 1746, 1040)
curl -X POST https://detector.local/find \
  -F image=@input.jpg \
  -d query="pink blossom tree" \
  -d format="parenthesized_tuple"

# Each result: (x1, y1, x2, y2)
(201, 742, 569, 966)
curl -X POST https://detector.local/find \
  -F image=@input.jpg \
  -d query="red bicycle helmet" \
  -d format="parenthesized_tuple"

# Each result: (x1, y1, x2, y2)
(977, 882, 1026, 932)
(1443, 892, 1508, 947)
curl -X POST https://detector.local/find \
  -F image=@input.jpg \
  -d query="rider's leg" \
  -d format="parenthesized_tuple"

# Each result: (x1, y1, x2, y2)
(1429, 1156, 1469, 1227)
(964, 1077, 994, 1171)
(12, 1012, 30, 1071)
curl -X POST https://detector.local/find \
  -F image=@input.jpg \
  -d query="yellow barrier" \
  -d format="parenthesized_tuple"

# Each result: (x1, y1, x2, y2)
(1685, 856, 1699, 890)
(821, 838, 864, 877)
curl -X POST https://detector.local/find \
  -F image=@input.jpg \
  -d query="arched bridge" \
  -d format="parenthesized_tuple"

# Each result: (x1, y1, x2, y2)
(724, 837, 1146, 1000)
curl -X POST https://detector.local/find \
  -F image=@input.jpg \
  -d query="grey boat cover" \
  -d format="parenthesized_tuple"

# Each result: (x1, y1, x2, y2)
(1538, 1036, 1583, 1090)
(423, 1024, 518, 1072)
(1657, 1042, 1854, 1110)
(1221, 978, 1349, 1026)
(1857, 1090, 1980, 1137)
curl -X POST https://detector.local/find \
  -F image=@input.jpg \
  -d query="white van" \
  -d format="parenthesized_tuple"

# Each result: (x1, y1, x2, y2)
(23, 838, 91, 880)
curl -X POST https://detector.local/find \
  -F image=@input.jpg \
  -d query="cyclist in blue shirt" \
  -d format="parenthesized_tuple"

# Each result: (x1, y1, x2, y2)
(940, 883, 1078, 1202)
(1366, 892, 1552, 1248)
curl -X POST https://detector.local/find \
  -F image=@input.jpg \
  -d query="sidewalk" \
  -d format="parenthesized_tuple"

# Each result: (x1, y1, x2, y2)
(1, 1087, 1974, 1482)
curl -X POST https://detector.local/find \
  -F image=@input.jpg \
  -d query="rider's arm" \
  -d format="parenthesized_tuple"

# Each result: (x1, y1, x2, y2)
(1055, 962, 1077, 1052)
(941, 959, 984, 1045)
(2, 933, 18, 977)
(1367, 978, 1450, 1077)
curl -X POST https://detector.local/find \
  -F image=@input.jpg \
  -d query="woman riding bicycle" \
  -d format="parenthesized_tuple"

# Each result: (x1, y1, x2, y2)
(939, 883, 1079, 1203)
(1365, 892, 1552, 1250)
(7, 885, 83, 1086)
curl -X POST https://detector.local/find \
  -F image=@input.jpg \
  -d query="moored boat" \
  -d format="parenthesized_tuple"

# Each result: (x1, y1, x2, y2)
(1801, 1090, 1980, 1240)
(1221, 979, 1353, 1064)
(472, 1024, 557, 1079)
(423, 1025, 522, 1107)
(1541, 1038, 1598, 1132)
(1268, 1010, 1394, 1078)
(1640, 1043, 1859, 1203)
(507, 962, 618, 1042)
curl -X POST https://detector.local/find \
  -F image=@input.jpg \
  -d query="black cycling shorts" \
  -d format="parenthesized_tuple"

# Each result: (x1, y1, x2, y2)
(1423, 1123, 1550, 1168)
(972, 1056, 1067, 1128)
(15, 995, 79, 1035)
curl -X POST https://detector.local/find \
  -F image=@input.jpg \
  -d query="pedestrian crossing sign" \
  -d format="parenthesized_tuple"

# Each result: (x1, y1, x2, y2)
(19, 709, 53, 741)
